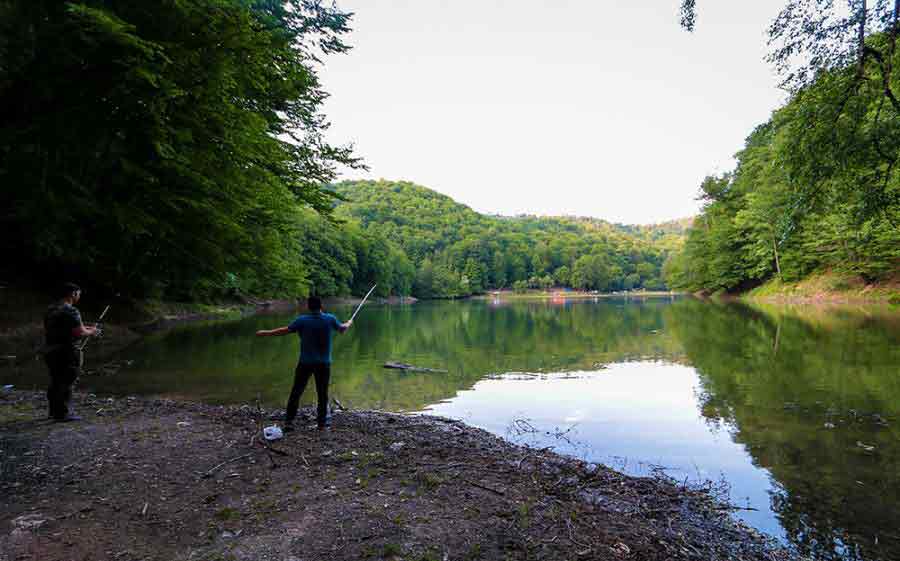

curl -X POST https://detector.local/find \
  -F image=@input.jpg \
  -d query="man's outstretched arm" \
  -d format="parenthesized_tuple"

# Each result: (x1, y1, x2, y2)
(256, 326, 291, 337)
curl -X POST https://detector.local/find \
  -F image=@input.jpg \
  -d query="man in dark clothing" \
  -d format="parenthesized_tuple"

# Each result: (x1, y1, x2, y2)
(44, 283, 99, 421)
(256, 296, 352, 430)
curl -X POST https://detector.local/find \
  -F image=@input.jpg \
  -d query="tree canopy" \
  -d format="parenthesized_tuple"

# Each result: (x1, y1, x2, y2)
(0, 0, 360, 299)
(664, 67, 900, 293)
(681, 0, 900, 220)
(669, 1, 900, 293)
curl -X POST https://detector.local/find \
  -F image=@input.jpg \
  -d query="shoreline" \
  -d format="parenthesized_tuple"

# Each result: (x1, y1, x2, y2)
(472, 290, 682, 301)
(739, 272, 900, 306)
(0, 390, 793, 561)
(741, 292, 899, 306)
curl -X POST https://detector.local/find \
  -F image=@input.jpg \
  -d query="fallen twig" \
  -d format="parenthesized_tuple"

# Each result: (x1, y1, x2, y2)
(200, 452, 254, 479)
(463, 478, 505, 495)
(566, 518, 591, 553)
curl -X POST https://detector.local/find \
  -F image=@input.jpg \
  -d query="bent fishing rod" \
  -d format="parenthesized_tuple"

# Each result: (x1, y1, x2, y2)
(79, 304, 111, 352)
(350, 284, 377, 322)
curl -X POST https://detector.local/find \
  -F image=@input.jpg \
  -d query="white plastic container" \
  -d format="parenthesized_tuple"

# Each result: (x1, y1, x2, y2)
(263, 425, 283, 441)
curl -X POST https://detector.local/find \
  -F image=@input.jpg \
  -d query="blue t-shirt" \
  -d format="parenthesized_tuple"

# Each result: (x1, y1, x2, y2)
(287, 312, 342, 364)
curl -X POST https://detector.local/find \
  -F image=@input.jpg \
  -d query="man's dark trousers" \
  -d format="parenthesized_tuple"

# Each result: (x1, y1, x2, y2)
(45, 351, 79, 420)
(285, 362, 330, 427)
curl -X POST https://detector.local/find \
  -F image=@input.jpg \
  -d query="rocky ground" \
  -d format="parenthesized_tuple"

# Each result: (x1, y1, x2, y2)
(0, 391, 795, 561)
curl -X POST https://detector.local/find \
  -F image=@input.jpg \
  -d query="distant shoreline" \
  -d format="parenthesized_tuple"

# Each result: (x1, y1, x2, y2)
(472, 289, 683, 301)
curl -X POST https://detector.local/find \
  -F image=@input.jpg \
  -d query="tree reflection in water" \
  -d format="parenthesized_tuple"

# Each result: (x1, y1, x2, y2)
(669, 300, 900, 561)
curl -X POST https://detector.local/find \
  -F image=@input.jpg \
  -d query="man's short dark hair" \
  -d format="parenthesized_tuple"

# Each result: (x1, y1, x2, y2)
(57, 282, 81, 299)
(307, 295, 322, 311)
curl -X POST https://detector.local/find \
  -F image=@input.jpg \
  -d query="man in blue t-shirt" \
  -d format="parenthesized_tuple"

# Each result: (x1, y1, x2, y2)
(256, 296, 352, 430)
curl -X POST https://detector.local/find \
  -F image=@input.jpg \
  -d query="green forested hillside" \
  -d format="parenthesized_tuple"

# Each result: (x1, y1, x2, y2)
(289, 180, 685, 299)
(664, 33, 900, 294)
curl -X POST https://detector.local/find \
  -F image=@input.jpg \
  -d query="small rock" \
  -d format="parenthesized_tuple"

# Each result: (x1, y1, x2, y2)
(856, 441, 876, 452)
(389, 441, 405, 452)
(824, 422, 836, 429)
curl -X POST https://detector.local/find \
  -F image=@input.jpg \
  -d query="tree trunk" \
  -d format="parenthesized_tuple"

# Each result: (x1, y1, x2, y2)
(773, 237, 782, 281)
(859, 0, 868, 76)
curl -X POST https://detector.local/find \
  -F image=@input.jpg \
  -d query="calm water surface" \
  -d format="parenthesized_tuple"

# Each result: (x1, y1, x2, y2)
(7, 298, 899, 561)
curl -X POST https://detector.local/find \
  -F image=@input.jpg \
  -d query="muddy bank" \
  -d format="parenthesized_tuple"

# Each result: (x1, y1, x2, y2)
(0, 391, 794, 561)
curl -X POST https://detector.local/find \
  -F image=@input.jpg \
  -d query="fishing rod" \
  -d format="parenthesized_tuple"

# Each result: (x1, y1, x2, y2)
(349, 284, 377, 322)
(79, 304, 110, 352)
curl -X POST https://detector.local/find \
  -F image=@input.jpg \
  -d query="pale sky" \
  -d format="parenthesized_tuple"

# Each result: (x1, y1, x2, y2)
(319, 0, 788, 224)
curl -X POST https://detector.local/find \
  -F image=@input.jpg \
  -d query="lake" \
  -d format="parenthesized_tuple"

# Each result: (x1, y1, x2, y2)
(7, 297, 900, 561)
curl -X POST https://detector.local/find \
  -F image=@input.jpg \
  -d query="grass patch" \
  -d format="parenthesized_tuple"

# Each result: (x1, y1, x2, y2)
(415, 471, 444, 491)
(214, 507, 240, 522)
(745, 270, 898, 303)
(0, 401, 37, 423)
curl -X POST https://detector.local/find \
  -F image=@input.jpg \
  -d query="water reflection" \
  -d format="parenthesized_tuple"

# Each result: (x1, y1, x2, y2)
(669, 300, 900, 561)
(55, 299, 685, 410)
(3, 297, 898, 560)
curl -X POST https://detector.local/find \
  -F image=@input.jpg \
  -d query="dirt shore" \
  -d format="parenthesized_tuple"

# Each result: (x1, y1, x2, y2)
(1, 391, 793, 561)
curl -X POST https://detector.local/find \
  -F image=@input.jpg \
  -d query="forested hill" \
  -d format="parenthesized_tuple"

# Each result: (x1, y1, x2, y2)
(662, 33, 900, 295)
(296, 180, 686, 298)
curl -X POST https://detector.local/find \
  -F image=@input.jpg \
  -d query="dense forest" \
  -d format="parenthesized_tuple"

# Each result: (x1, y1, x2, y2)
(1, 1, 361, 300)
(666, 10, 900, 293)
(292, 180, 688, 299)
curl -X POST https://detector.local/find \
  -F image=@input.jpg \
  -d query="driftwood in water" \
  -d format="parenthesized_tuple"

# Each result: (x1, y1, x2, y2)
(383, 361, 447, 373)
